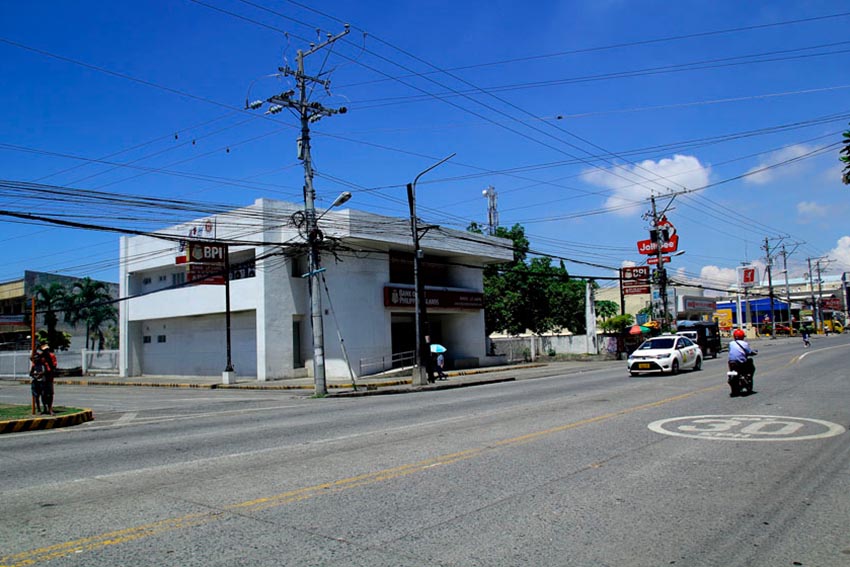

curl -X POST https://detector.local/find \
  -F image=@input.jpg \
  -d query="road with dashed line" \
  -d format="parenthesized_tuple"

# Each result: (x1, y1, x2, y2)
(1, 335, 849, 566)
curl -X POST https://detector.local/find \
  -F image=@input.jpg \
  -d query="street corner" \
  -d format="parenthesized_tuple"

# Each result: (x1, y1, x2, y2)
(0, 408, 94, 434)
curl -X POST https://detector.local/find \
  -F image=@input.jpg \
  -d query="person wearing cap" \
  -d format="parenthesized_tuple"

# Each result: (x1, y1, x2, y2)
(34, 342, 57, 415)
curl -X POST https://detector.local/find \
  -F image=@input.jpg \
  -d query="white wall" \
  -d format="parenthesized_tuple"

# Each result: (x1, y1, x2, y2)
(139, 311, 256, 376)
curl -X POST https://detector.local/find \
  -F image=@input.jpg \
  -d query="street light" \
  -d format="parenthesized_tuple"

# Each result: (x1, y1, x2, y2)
(406, 153, 456, 386)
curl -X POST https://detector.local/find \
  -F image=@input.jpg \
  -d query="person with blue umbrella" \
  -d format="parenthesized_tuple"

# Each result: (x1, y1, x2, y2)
(430, 344, 448, 380)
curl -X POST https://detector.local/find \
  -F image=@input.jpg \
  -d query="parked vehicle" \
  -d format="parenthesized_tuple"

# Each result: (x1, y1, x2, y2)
(628, 335, 702, 376)
(675, 320, 722, 358)
(774, 324, 793, 335)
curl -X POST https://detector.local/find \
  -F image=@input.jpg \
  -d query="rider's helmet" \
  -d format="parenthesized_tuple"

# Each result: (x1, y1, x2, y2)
(733, 329, 746, 340)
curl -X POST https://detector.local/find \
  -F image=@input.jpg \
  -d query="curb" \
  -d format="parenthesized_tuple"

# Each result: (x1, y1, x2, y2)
(0, 408, 94, 435)
(327, 376, 516, 397)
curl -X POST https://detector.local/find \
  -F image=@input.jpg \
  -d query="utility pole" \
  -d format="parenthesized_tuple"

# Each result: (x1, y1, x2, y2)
(762, 237, 778, 337)
(482, 186, 499, 236)
(815, 259, 828, 332)
(649, 195, 669, 328)
(779, 244, 791, 329)
(249, 26, 350, 395)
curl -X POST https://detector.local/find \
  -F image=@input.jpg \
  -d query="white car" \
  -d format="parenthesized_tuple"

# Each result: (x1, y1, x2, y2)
(628, 335, 703, 376)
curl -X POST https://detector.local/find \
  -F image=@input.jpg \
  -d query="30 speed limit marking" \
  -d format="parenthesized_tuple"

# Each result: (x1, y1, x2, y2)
(648, 415, 845, 442)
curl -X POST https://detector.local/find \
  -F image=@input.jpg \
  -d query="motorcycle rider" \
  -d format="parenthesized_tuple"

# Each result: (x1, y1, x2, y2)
(728, 328, 756, 395)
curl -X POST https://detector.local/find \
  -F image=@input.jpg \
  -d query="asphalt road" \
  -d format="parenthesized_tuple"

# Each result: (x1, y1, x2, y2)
(1, 335, 848, 566)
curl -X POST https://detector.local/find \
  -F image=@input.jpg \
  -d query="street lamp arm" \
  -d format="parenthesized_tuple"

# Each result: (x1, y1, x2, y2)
(412, 153, 456, 189)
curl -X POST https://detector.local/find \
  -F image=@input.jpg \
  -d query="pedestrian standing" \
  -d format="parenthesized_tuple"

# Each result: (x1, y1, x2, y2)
(33, 342, 57, 415)
(29, 352, 45, 414)
(436, 352, 447, 380)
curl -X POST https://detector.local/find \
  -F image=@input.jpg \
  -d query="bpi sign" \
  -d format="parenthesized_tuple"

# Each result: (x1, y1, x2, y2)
(189, 243, 226, 263)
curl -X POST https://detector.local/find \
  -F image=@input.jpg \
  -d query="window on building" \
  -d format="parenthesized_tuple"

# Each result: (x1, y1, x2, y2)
(143, 336, 151, 344)
(159, 275, 167, 282)
(157, 335, 166, 343)
(142, 277, 152, 285)
(172, 272, 185, 286)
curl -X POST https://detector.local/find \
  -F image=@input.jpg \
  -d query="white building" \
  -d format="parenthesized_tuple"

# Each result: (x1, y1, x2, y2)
(119, 198, 512, 381)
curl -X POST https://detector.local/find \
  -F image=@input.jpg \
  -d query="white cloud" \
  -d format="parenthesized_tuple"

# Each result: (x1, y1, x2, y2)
(796, 200, 829, 222)
(826, 235, 850, 269)
(621, 260, 636, 268)
(744, 144, 812, 185)
(699, 265, 739, 290)
(582, 154, 711, 217)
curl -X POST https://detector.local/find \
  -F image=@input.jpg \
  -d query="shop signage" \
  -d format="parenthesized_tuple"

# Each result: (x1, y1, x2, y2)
(646, 256, 671, 265)
(188, 263, 226, 286)
(738, 266, 757, 287)
(623, 285, 651, 295)
(821, 297, 842, 311)
(621, 266, 649, 281)
(637, 234, 679, 255)
(188, 242, 226, 263)
(383, 286, 483, 309)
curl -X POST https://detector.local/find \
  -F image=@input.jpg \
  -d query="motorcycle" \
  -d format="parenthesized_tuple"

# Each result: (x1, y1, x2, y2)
(727, 351, 757, 397)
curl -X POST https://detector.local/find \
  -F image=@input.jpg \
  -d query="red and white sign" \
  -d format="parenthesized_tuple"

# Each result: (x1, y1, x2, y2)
(188, 264, 226, 286)
(740, 266, 757, 287)
(637, 234, 679, 255)
(646, 256, 672, 265)
(623, 285, 651, 295)
(621, 266, 650, 281)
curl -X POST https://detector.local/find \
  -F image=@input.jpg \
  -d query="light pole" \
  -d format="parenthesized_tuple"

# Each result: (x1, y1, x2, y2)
(407, 153, 455, 386)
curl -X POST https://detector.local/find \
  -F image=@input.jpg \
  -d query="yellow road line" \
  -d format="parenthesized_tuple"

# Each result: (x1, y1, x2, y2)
(0, 381, 729, 567)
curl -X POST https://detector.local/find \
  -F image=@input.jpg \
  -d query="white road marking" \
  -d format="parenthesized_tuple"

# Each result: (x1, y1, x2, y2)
(649, 415, 845, 441)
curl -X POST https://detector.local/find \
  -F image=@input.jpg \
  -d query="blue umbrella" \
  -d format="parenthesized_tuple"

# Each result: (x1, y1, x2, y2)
(430, 344, 447, 353)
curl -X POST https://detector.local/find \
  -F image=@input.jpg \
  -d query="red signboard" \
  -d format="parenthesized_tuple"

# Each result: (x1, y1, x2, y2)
(383, 286, 483, 309)
(621, 266, 650, 281)
(623, 285, 651, 295)
(637, 234, 679, 255)
(188, 264, 226, 285)
(646, 256, 672, 265)
(821, 297, 842, 311)
(740, 266, 757, 287)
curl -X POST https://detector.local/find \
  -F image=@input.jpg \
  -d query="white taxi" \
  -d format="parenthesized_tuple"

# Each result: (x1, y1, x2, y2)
(627, 334, 703, 376)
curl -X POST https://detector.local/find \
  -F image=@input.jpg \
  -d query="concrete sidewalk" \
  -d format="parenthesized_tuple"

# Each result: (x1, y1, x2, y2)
(1, 360, 616, 433)
(35, 362, 554, 394)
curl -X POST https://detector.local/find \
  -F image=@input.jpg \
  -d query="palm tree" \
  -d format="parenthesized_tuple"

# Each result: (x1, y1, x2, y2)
(65, 278, 116, 351)
(31, 282, 68, 350)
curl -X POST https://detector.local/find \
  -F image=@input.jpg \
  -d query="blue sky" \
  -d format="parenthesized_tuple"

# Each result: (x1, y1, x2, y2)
(1, 1, 849, 295)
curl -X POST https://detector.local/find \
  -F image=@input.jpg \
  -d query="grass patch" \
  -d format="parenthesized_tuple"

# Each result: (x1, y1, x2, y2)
(0, 404, 84, 420)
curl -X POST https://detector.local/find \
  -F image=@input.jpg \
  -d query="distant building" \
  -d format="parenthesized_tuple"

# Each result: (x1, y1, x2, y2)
(119, 198, 513, 380)
(0, 271, 118, 351)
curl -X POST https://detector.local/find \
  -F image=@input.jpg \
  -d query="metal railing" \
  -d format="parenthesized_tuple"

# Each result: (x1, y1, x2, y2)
(358, 350, 415, 377)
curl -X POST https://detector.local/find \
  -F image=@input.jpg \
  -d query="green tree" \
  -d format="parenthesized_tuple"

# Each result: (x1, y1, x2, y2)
(596, 300, 620, 321)
(65, 277, 117, 351)
(32, 282, 69, 350)
(471, 223, 589, 336)
(599, 313, 634, 334)
(841, 124, 850, 185)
